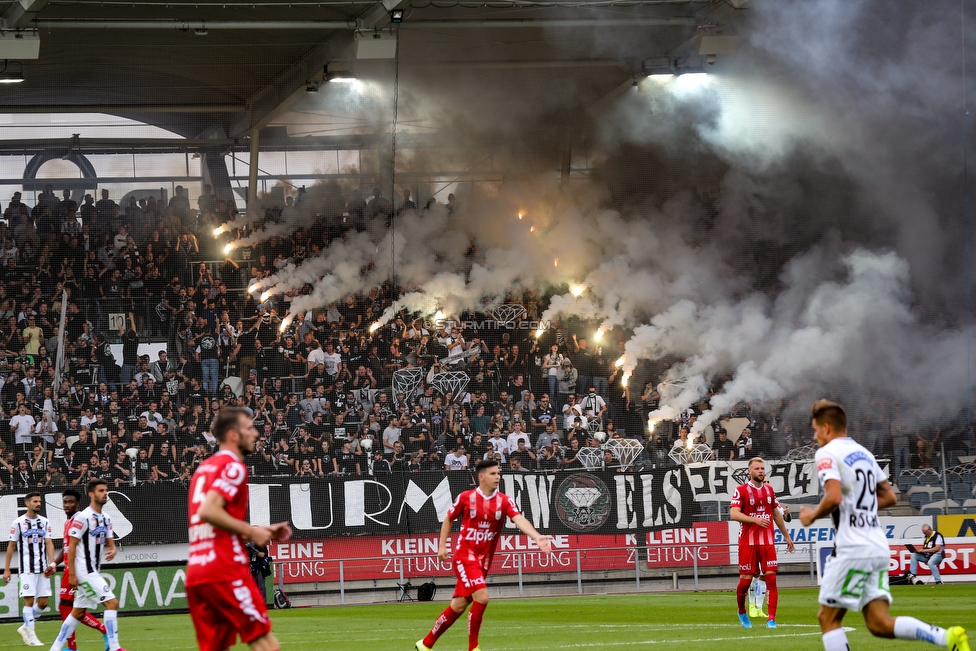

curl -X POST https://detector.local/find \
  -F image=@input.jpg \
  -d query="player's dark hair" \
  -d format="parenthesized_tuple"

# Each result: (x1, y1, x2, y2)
(211, 406, 251, 443)
(24, 491, 40, 501)
(86, 478, 107, 494)
(811, 399, 847, 433)
(62, 489, 81, 502)
(475, 458, 499, 475)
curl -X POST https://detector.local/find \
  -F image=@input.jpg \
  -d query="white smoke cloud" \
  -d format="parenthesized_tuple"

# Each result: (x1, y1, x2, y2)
(247, 0, 974, 432)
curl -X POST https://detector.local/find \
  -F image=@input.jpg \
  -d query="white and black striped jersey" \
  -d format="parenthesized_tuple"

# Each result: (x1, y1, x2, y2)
(9, 514, 52, 574)
(67, 507, 113, 577)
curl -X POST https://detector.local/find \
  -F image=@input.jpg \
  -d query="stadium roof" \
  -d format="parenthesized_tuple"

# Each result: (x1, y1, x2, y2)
(0, 0, 749, 140)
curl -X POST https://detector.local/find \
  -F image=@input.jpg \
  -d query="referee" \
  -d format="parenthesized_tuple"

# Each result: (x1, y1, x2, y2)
(907, 524, 946, 585)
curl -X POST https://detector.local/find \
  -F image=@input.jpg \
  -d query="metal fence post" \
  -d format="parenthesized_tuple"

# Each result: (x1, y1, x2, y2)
(277, 562, 284, 591)
(517, 552, 524, 596)
(576, 550, 582, 594)
(399, 558, 405, 586)
(634, 546, 640, 589)
(809, 542, 815, 585)
(339, 560, 345, 605)
(692, 546, 699, 591)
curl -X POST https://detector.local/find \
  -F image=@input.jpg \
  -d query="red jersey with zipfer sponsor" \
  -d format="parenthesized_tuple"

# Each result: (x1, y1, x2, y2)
(448, 487, 521, 571)
(186, 450, 251, 586)
(730, 481, 780, 546)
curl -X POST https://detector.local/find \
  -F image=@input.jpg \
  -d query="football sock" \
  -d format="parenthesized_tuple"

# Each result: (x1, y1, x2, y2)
(82, 612, 107, 633)
(50, 615, 80, 651)
(104, 610, 120, 651)
(59, 604, 72, 621)
(24, 605, 35, 629)
(423, 605, 464, 648)
(735, 577, 751, 614)
(765, 573, 778, 620)
(754, 579, 766, 608)
(894, 617, 948, 646)
(822, 628, 850, 651)
(468, 601, 487, 651)
(33, 604, 45, 617)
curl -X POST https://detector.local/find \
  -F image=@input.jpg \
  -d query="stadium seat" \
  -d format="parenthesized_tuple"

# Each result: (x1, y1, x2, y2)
(963, 498, 976, 510)
(910, 494, 928, 510)
(897, 475, 919, 491)
(921, 499, 958, 515)
(698, 502, 719, 518)
(919, 474, 942, 486)
(952, 485, 971, 502)
(948, 507, 966, 514)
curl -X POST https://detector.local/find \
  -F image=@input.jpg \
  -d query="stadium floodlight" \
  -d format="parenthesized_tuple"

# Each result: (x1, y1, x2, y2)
(0, 60, 24, 83)
(326, 62, 356, 82)
(390, 9, 404, 23)
(640, 58, 673, 81)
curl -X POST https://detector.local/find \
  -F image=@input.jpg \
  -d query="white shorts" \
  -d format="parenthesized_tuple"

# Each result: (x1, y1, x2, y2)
(819, 554, 892, 612)
(73, 573, 115, 610)
(18, 573, 52, 599)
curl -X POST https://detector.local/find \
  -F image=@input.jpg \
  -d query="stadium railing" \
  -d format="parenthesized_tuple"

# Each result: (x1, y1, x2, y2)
(269, 541, 819, 606)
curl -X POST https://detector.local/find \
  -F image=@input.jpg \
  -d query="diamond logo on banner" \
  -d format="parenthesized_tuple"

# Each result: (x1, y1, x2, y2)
(574, 447, 604, 471)
(430, 371, 470, 397)
(392, 367, 425, 408)
(554, 472, 611, 532)
(606, 438, 643, 469)
(488, 304, 527, 325)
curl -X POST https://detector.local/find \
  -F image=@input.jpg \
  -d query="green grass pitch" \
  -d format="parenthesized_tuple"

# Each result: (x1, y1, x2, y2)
(8, 585, 976, 650)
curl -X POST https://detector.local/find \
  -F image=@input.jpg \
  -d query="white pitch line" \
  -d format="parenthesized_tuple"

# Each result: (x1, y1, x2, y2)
(489, 627, 857, 649)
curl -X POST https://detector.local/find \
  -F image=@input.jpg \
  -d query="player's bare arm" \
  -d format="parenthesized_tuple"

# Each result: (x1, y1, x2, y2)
(511, 514, 553, 554)
(105, 535, 117, 561)
(771, 509, 795, 553)
(436, 513, 454, 561)
(798, 478, 842, 526)
(730, 506, 770, 529)
(3, 540, 14, 582)
(876, 480, 896, 510)
(66, 537, 79, 586)
(44, 535, 56, 576)
(197, 489, 292, 546)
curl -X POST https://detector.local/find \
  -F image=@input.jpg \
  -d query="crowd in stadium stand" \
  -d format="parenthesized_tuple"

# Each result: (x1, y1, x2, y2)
(0, 186, 969, 489)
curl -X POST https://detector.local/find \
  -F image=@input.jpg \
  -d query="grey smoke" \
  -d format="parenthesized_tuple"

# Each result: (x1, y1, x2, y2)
(256, 0, 974, 428)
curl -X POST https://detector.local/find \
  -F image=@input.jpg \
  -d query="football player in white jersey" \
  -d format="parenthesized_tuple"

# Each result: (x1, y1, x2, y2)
(800, 400, 970, 651)
(3, 491, 55, 646)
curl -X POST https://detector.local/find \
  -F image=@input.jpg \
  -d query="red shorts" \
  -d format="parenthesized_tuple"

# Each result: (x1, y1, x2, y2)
(739, 544, 778, 575)
(452, 559, 487, 598)
(60, 572, 75, 605)
(187, 579, 271, 651)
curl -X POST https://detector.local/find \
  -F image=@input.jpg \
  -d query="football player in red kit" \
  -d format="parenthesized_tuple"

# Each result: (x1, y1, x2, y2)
(416, 458, 552, 651)
(54, 489, 108, 651)
(186, 407, 292, 651)
(730, 457, 794, 629)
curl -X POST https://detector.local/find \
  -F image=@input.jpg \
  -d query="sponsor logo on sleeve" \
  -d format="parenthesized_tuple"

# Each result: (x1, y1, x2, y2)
(817, 458, 833, 472)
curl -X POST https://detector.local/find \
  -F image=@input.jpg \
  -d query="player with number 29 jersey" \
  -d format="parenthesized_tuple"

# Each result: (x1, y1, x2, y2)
(814, 437, 889, 560)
